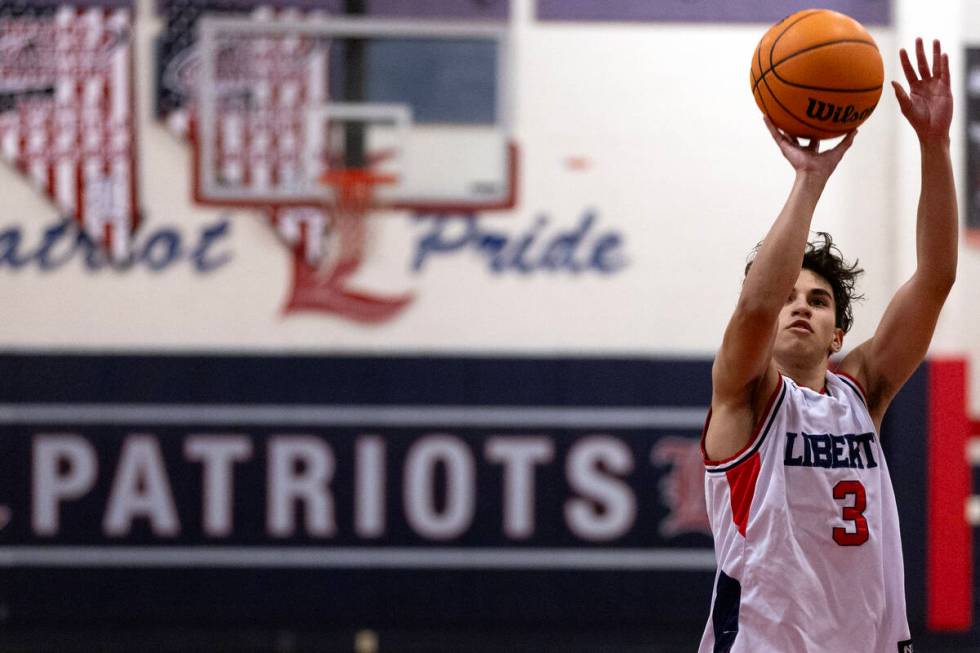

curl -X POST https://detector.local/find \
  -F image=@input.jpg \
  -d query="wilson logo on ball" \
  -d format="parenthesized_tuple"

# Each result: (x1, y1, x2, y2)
(805, 100, 876, 125)
(750, 8, 884, 139)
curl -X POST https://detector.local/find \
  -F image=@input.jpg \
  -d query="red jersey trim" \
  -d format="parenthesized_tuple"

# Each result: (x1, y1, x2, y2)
(702, 375, 785, 470)
(726, 451, 761, 537)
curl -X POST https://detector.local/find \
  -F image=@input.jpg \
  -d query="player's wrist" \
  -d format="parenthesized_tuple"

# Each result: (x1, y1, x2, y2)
(794, 169, 830, 192)
(919, 135, 951, 152)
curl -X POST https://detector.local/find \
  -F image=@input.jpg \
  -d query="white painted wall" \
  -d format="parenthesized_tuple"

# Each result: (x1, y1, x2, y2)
(2, 0, 978, 406)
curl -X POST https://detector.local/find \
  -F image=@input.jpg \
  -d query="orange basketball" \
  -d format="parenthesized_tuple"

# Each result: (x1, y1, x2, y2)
(750, 9, 884, 139)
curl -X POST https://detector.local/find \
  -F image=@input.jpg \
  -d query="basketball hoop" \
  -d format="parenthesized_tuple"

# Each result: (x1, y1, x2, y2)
(284, 167, 414, 322)
(320, 168, 396, 278)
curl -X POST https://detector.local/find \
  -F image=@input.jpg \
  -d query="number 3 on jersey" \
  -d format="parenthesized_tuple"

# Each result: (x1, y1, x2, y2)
(833, 480, 869, 546)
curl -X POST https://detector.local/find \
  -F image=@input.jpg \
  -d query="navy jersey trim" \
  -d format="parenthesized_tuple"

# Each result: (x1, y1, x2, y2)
(705, 380, 786, 474)
(711, 570, 741, 652)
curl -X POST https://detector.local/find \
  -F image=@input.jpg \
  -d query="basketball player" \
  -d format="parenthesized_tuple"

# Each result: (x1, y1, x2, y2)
(699, 38, 955, 652)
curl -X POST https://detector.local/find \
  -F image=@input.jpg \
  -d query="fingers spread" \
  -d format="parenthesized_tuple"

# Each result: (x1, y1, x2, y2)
(764, 117, 794, 147)
(899, 48, 917, 84)
(763, 116, 781, 140)
(891, 80, 910, 113)
(916, 37, 931, 79)
(832, 130, 856, 152)
(932, 39, 942, 78)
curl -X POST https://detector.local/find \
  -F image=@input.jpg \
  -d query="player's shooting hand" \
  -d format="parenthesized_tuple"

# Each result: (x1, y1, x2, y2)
(893, 38, 952, 144)
(764, 117, 857, 180)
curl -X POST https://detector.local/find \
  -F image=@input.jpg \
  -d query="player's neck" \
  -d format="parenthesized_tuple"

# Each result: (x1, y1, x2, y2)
(775, 358, 829, 393)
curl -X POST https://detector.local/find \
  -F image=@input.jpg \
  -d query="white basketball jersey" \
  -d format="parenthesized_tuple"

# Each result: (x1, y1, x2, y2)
(698, 372, 911, 653)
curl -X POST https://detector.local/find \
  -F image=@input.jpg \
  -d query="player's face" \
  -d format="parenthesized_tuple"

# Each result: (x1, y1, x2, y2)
(774, 269, 844, 365)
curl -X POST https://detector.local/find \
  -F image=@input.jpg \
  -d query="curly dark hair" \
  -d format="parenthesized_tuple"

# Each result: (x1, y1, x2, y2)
(745, 232, 864, 333)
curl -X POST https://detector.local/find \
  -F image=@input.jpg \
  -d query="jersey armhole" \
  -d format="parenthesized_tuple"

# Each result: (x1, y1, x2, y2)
(702, 375, 785, 469)
(836, 371, 869, 407)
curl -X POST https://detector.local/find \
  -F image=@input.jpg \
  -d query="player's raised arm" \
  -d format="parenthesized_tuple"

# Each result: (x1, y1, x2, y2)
(706, 121, 856, 460)
(839, 38, 957, 424)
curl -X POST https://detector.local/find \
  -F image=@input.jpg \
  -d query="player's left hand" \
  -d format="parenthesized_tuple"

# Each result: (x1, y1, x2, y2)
(892, 38, 953, 143)
(763, 117, 856, 179)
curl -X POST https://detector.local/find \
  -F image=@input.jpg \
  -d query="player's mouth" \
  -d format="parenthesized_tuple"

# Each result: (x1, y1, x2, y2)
(788, 320, 813, 333)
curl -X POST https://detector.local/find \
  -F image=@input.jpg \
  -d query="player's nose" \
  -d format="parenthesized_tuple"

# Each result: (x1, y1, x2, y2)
(790, 299, 812, 317)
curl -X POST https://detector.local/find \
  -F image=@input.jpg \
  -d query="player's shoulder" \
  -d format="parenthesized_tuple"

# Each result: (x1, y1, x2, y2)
(835, 343, 889, 423)
(835, 342, 868, 384)
(827, 369, 869, 407)
(704, 367, 785, 463)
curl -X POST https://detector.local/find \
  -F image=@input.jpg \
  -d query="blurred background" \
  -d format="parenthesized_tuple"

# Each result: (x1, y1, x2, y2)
(1, 0, 979, 650)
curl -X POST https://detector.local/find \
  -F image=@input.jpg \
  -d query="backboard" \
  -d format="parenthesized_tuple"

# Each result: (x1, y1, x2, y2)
(193, 16, 516, 212)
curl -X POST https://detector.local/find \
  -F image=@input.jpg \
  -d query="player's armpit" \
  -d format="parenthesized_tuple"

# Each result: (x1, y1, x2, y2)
(838, 275, 951, 424)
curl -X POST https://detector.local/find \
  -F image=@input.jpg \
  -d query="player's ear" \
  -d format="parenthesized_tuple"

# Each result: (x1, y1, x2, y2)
(830, 328, 844, 354)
